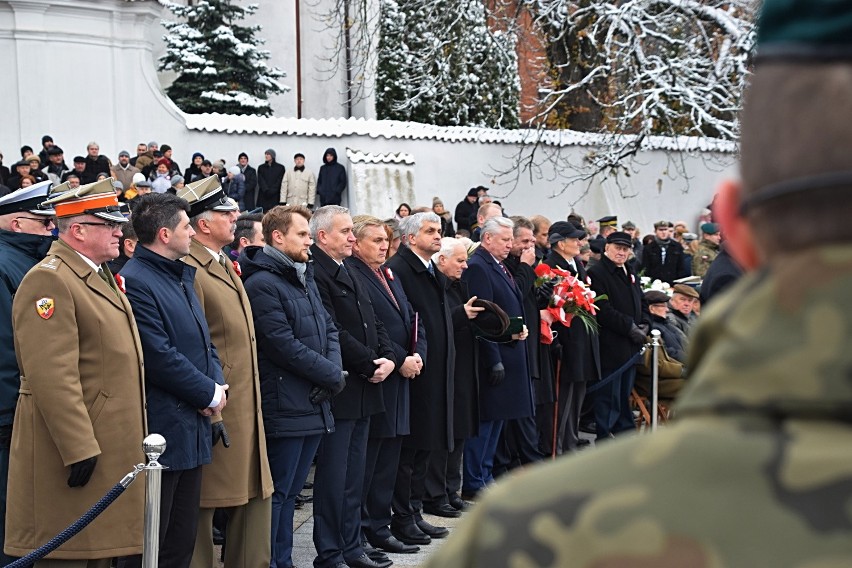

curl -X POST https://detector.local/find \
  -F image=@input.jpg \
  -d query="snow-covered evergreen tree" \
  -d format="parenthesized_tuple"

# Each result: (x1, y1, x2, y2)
(376, 0, 520, 129)
(159, 0, 286, 116)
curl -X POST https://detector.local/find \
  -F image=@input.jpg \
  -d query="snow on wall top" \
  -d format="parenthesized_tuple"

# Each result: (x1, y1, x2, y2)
(346, 149, 416, 165)
(181, 113, 737, 153)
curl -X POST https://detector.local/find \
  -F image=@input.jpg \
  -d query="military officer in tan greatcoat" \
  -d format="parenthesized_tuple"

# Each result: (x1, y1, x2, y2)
(180, 177, 274, 568)
(7, 179, 146, 567)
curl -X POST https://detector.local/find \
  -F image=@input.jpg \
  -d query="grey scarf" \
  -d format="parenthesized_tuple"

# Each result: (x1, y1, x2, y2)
(263, 244, 307, 286)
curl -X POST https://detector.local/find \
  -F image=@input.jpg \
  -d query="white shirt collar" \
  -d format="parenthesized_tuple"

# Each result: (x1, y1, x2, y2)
(204, 245, 225, 263)
(75, 251, 101, 272)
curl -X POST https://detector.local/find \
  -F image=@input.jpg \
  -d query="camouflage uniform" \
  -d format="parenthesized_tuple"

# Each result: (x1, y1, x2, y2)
(692, 238, 720, 278)
(424, 244, 852, 567)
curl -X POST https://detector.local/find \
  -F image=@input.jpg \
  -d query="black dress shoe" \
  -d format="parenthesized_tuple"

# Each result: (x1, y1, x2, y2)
(422, 502, 461, 518)
(448, 494, 469, 511)
(361, 541, 392, 566)
(460, 490, 479, 501)
(346, 553, 388, 568)
(416, 518, 449, 539)
(303, 481, 314, 489)
(390, 523, 431, 545)
(212, 527, 225, 545)
(369, 535, 420, 554)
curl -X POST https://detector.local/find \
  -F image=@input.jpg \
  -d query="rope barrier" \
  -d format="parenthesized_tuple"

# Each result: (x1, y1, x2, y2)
(4, 464, 144, 568)
(585, 344, 648, 394)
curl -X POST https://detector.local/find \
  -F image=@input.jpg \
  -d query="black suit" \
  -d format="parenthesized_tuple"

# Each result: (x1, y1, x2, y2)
(310, 244, 396, 568)
(385, 245, 454, 528)
(587, 254, 643, 438)
(542, 251, 601, 452)
(348, 256, 425, 543)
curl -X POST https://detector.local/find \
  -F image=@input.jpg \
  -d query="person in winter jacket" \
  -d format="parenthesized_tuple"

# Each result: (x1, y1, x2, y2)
(280, 153, 317, 208)
(223, 166, 246, 210)
(183, 152, 205, 183)
(257, 149, 286, 212)
(316, 148, 347, 206)
(238, 153, 259, 211)
(240, 205, 345, 568)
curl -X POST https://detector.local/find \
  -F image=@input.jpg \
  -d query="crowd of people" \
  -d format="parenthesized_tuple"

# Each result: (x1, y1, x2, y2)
(0, 129, 742, 568)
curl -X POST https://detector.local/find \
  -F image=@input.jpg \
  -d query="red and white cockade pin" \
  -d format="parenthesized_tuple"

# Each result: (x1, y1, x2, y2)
(232, 260, 242, 277)
(384, 267, 394, 281)
(630, 274, 636, 284)
(114, 273, 126, 294)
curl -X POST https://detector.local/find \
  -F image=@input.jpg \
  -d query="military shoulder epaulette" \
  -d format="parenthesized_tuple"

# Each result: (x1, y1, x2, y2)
(38, 257, 62, 271)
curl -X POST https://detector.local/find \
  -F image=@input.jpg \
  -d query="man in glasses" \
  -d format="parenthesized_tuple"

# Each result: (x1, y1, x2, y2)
(6, 178, 146, 566)
(0, 180, 55, 564)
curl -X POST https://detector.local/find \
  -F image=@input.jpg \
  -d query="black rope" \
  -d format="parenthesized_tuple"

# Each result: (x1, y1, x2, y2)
(5, 482, 128, 568)
(586, 345, 647, 394)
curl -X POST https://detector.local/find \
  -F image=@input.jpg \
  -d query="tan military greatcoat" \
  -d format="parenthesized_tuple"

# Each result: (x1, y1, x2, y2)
(6, 239, 146, 559)
(185, 240, 273, 507)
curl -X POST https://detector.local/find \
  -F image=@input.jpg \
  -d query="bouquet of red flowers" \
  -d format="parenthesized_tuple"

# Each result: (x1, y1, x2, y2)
(535, 264, 603, 340)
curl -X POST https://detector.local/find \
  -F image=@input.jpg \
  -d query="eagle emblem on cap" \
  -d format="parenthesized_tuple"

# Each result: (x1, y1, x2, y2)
(36, 297, 54, 320)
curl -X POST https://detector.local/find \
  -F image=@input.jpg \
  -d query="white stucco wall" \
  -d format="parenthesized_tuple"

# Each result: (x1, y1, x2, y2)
(0, 0, 738, 234)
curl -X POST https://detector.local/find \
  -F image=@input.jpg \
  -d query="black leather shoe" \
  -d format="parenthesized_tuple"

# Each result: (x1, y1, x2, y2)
(460, 490, 479, 501)
(346, 553, 388, 568)
(361, 541, 392, 567)
(369, 535, 420, 554)
(390, 523, 431, 545)
(448, 494, 469, 511)
(423, 502, 461, 518)
(416, 518, 449, 539)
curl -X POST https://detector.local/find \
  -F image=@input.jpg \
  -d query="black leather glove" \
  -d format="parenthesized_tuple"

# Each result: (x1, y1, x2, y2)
(489, 363, 505, 386)
(0, 424, 12, 450)
(536, 279, 556, 309)
(68, 456, 98, 488)
(309, 386, 333, 405)
(628, 324, 648, 346)
(212, 421, 231, 448)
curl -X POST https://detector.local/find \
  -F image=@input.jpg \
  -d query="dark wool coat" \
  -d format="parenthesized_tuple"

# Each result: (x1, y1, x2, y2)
(386, 245, 455, 450)
(544, 251, 601, 383)
(348, 255, 426, 438)
(462, 247, 535, 422)
(257, 159, 286, 211)
(446, 278, 480, 439)
(587, 254, 644, 375)
(641, 238, 689, 284)
(240, 246, 343, 437)
(122, 244, 225, 471)
(311, 244, 395, 420)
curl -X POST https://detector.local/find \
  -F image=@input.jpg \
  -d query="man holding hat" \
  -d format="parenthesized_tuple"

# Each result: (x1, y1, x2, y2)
(6, 179, 146, 565)
(179, 177, 274, 568)
(0, 180, 56, 564)
(425, 0, 852, 563)
(280, 153, 316, 208)
(121, 193, 228, 568)
(586, 230, 644, 440)
(692, 222, 721, 277)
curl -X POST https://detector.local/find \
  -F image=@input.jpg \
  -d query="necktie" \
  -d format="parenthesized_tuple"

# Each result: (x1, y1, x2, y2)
(500, 263, 517, 289)
(427, 262, 435, 276)
(98, 268, 117, 296)
(375, 269, 399, 310)
(218, 254, 228, 269)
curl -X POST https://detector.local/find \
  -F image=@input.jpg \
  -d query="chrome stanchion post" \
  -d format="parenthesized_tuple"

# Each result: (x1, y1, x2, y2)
(142, 434, 166, 568)
(650, 330, 661, 432)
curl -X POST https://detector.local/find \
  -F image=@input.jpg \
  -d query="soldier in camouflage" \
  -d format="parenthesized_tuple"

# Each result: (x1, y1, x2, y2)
(423, 0, 852, 565)
(692, 222, 721, 278)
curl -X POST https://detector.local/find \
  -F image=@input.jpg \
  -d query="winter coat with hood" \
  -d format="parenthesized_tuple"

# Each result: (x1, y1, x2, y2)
(240, 246, 344, 437)
(257, 149, 286, 212)
(316, 148, 347, 206)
